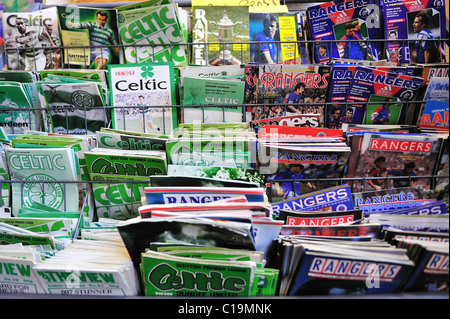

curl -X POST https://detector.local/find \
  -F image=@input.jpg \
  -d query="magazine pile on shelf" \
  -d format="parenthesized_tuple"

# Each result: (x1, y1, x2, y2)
(0, 0, 449, 299)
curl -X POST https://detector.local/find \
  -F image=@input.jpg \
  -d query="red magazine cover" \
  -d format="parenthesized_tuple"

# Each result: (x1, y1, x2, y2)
(350, 132, 443, 193)
(258, 125, 344, 139)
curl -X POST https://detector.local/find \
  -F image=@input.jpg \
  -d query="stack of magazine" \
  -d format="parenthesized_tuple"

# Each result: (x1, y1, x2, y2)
(116, 212, 279, 296)
(85, 141, 168, 220)
(0, 0, 448, 299)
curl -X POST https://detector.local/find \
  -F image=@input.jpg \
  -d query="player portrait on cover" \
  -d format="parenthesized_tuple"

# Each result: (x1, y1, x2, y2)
(249, 12, 299, 65)
(58, 6, 120, 69)
(2, 7, 61, 71)
(271, 163, 317, 201)
(286, 82, 306, 114)
(328, 106, 342, 129)
(367, 156, 387, 191)
(389, 50, 400, 64)
(136, 94, 164, 133)
(316, 43, 330, 63)
(40, 20, 62, 69)
(264, 145, 351, 203)
(250, 13, 279, 64)
(335, 19, 374, 61)
(328, 106, 355, 129)
(407, 9, 442, 64)
(113, 91, 169, 133)
(366, 97, 403, 125)
(386, 29, 402, 64)
(351, 133, 443, 193)
(387, 162, 418, 189)
(245, 64, 329, 125)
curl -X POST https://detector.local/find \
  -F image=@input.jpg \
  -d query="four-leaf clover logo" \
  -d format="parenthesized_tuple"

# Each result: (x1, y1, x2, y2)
(141, 66, 154, 79)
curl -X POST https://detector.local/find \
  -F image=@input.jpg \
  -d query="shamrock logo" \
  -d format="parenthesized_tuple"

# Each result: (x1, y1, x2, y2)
(141, 66, 154, 79)
(71, 90, 95, 108)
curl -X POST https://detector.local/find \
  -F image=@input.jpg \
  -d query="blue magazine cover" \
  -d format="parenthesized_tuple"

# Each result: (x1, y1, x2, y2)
(327, 64, 417, 128)
(383, 200, 447, 215)
(307, 0, 383, 63)
(382, 0, 447, 64)
(249, 12, 299, 64)
(271, 184, 355, 216)
(288, 249, 415, 295)
(342, 66, 424, 125)
(418, 100, 449, 130)
(144, 186, 266, 205)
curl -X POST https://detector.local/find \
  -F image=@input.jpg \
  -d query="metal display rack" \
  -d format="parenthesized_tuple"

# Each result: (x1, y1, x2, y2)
(0, 0, 449, 300)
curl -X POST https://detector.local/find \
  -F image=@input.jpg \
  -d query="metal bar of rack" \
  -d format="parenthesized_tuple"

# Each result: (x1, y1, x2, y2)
(0, 0, 448, 301)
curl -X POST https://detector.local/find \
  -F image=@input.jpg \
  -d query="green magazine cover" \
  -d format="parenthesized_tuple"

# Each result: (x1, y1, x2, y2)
(117, 3, 188, 66)
(182, 76, 245, 124)
(85, 148, 167, 220)
(5, 147, 79, 217)
(0, 216, 74, 239)
(141, 250, 256, 297)
(57, 5, 120, 69)
(167, 165, 265, 186)
(11, 134, 95, 221)
(0, 82, 39, 136)
(38, 82, 109, 135)
(108, 62, 178, 135)
(96, 129, 167, 151)
(0, 144, 10, 208)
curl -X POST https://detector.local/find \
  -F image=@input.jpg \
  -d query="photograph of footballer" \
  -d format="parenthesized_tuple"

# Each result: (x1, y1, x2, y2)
(407, 9, 441, 64)
(335, 19, 374, 61)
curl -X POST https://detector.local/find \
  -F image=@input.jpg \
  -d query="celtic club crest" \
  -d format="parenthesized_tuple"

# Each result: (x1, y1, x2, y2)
(23, 173, 64, 209)
(71, 90, 95, 108)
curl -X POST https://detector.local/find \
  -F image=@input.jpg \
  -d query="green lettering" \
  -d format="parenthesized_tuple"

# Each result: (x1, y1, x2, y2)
(16, 264, 31, 277)
(87, 273, 101, 283)
(100, 135, 116, 148)
(223, 277, 246, 292)
(115, 163, 147, 176)
(157, 6, 176, 25)
(91, 158, 116, 174)
(135, 19, 155, 37)
(128, 22, 143, 40)
(119, 27, 134, 44)
(99, 273, 115, 283)
(149, 263, 181, 290)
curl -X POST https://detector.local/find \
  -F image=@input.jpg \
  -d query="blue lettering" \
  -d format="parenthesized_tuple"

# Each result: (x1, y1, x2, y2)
(366, 73, 375, 82)
(374, 74, 386, 84)
(385, 76, 395, 85)
(324, 260, 336, 273)
(336, 260, 351, 274)
(393, 78, 403, 87)
(349, 262, 363, 275)
(386, 265, 400, 277)
(190, 196, 200, 203)
(428, 255, 443, 268)
(372, 196, 382, 204)
(354, 70, 367, 80)
(311, 258, 324, 272)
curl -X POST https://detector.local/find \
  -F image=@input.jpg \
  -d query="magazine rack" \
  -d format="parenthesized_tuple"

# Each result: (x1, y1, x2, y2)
(0, 1, 448, 300)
